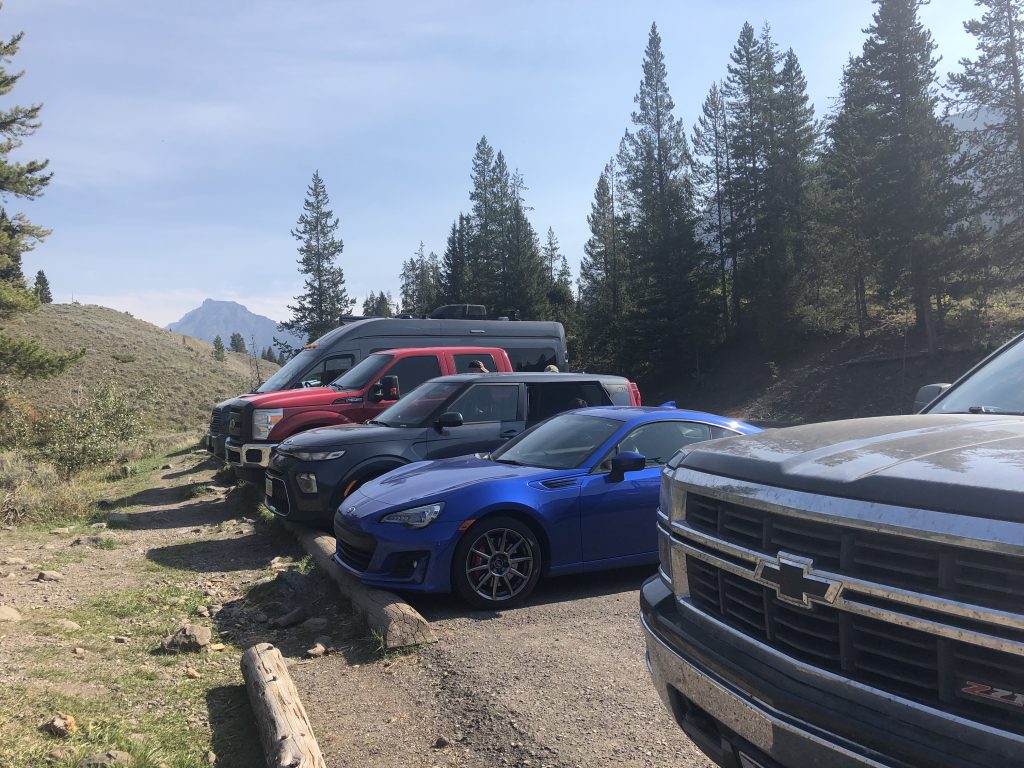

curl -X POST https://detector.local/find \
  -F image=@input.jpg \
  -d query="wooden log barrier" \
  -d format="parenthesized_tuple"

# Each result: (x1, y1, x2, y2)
(241, 642, 327, 768)
(284, 521, 437, 649)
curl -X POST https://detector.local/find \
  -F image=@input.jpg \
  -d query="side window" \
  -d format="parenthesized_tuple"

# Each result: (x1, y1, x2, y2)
(526, 381, 612, 422)
(600, 421, 712, 470)
(604, 382, 630, 405)
(448, 385, 520, 424)
(300, 355, 354, 387)
(383, 355, 442, 393)
(710, 426, 739, 440)
(454, 353, 497, 373)
(507, 347, 557, 372)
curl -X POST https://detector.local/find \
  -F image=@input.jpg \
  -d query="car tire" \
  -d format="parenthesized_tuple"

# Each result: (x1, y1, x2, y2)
(452, 515, 542, 609)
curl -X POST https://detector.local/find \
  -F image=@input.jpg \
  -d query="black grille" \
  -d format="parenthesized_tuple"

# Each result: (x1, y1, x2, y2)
(687, 556, 1024, 735)
(265, 476, 290, 517)
(209, 406, 225, 434)
(335, 527, 376, 572)
(686, 494, 1024, 613)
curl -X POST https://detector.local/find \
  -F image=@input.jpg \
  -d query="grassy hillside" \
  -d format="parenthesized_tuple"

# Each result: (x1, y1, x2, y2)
(3, 303, 277, 431)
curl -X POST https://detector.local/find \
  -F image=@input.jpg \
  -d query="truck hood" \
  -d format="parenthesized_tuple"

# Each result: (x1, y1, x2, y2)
(237, 387, 358, 408)
(356, 456, 562, 507)
(681, 414, 1024, 522)
(277, 422, 401, 450)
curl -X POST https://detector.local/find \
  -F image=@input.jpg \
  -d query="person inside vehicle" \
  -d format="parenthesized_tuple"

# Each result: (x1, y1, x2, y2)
(544, 364, 559, 373)
(467, 360, 489, 373)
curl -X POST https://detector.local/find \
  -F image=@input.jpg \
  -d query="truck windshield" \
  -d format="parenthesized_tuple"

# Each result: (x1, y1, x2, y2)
(329, 354, 393, 391)
(929, 336, 1024, 415)
(491, 413, 622, 469)
(256, 349, 319, 393)
(374, 382, 462, 428)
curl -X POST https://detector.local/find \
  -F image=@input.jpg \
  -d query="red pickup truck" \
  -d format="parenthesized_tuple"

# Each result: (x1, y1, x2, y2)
(223, 346, 514, 478)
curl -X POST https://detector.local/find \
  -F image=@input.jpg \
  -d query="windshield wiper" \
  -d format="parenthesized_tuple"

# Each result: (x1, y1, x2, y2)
(492, 457, 523, 466)
(367, 419, 390, 427)
(964, 406, 1024, 415)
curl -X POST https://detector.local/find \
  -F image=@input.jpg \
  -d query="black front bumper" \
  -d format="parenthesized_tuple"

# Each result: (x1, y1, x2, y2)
(206, 432, 228, 459)
(264, 462, 339, 525)
(640, 577, 1024, 768)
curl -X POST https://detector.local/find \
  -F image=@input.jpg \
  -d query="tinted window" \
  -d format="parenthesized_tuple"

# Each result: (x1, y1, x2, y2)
(375, 382, 462, 427)
(507, 347, 557, 372)
(454, 353, 497, 373)
(256, 348, 318, 392)
(283, 354, 355, 389)
(330, 354, 393, 390)
(710, 425, 739, 440)
(385, 355, 442, 393)
(604, 421, 712, 469)
(604, 382, 631, 405)
(448, 384, 519, 423)
(526, 381, 612, 422)
(491, 413, 622, 470)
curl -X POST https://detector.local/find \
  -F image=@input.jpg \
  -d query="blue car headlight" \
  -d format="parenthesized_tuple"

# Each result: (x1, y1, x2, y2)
(380, 502, 444, 528)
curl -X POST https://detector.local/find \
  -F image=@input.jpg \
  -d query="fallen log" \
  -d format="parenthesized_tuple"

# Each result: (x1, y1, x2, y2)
(241, 643, 327, 768)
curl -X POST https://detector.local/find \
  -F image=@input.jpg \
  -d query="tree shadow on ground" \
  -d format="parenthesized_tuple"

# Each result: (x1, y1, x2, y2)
(211, 565, 377, 666)
(206, 685, 268, 768)
(106, 491, 243, 529)
(148, 532, 285, 573)
(410, 565, 656, 623)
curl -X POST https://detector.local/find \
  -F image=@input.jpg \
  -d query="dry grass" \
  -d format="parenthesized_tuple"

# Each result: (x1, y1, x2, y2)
(3, 303, 277, 431)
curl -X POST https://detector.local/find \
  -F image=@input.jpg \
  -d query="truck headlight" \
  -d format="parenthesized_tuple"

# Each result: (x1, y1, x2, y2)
(380, 502, 444, 528)
(253, 409, 284, 440)
(291, 449, 346, 462)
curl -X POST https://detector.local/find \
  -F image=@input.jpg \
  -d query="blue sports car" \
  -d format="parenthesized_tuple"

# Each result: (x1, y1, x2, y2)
(332, 406, 760, 607)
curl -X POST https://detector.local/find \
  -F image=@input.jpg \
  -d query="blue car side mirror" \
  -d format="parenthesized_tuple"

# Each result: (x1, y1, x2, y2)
(609, 451, 646, 482)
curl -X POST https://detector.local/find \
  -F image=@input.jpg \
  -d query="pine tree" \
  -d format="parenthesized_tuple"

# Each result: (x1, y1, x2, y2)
(0, 15, 79, 380)
(692, 82, 735, 333)
(212, 335, 226, 362)
(399, 242, 440, 315)
(541, 227, 561, 283)
(278, 171, 353, 345)
(228, 332, 246, 354)
(616, 22, 708, 378)
(579, 161, 625, 369)
(948, 0, 1024, 281)
(468, 137, 499, 309)
(440, 214, 471, 304)
(857, 0, 971, 351)
(362, 290, 395, 317)
(33, 269, 51, 303)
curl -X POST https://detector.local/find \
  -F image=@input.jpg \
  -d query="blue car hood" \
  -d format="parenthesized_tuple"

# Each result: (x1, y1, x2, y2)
(357, 455, 567, 505)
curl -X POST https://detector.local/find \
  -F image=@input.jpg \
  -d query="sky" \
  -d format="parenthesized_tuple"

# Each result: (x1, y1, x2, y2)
(9, 0, 981, 327)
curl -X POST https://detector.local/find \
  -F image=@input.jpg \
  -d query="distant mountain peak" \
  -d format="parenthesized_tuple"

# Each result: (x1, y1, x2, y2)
(167, 299, 302, 353)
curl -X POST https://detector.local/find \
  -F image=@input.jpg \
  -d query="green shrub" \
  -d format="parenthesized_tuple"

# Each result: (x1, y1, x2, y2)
(41, 382, 149, 475)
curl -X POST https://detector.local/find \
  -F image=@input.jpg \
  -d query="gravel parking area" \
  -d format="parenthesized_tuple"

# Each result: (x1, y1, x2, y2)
(294, 567, 713, 768)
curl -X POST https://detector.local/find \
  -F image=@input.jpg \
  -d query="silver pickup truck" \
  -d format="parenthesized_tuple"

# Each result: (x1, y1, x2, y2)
(642, 333, 1024, 768)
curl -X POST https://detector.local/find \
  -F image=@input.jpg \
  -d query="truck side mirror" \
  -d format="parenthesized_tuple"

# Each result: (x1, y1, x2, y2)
(914, 383, 951, 413)
(608, 451, 646, 482)
(436, 411, 463, 430)
(370, 375, 401, 403)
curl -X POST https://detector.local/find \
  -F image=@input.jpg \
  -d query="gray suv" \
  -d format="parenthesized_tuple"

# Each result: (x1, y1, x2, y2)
(643, 332, 1024, 767)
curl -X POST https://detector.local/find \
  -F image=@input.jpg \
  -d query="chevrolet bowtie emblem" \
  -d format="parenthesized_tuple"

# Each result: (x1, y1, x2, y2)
(754, 552, 843, 609)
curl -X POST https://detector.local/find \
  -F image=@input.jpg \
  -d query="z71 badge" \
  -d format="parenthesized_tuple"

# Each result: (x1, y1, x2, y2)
(960, 681, 1024, 709)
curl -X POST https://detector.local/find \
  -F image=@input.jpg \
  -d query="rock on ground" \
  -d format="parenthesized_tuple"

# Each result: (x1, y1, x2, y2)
(161, 623, 212, 653)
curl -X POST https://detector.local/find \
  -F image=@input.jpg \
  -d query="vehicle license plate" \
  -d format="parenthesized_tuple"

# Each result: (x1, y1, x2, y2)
(265, 477, 273, 497)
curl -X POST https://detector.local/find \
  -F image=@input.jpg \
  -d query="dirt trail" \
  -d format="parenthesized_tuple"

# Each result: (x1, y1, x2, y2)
(0, 451, 363, 768)
(294, 568, 713, 768)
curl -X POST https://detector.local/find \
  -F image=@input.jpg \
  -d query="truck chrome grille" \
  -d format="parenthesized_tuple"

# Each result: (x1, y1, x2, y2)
(686, 493, 1024, 613)
(687, 555, 1024, 735)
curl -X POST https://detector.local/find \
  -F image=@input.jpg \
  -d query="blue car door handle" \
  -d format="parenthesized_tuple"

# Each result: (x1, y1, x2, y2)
(501, 429, 520, 438)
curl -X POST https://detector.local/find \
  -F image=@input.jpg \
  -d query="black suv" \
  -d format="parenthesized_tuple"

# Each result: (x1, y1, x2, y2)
(264, 372, 638, 525)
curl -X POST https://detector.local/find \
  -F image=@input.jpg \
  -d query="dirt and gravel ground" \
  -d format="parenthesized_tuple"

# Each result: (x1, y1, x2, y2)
(294, 568, 713, 768)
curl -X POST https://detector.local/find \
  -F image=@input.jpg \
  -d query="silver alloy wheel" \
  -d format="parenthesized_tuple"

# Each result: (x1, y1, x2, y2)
(464, 527, 535, 602)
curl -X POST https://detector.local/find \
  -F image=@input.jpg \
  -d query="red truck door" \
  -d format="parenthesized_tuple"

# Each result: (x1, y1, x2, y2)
(348, 353, 445, 422)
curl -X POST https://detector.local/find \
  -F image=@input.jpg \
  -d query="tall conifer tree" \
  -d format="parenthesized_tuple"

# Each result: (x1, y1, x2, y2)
(279, 171, 353, 345)
(949, 0, 1024, 278)
(617, 22, 707, 377)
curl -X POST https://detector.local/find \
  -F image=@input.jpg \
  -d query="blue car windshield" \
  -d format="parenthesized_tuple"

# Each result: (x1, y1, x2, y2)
(491, 413, 623, 470)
